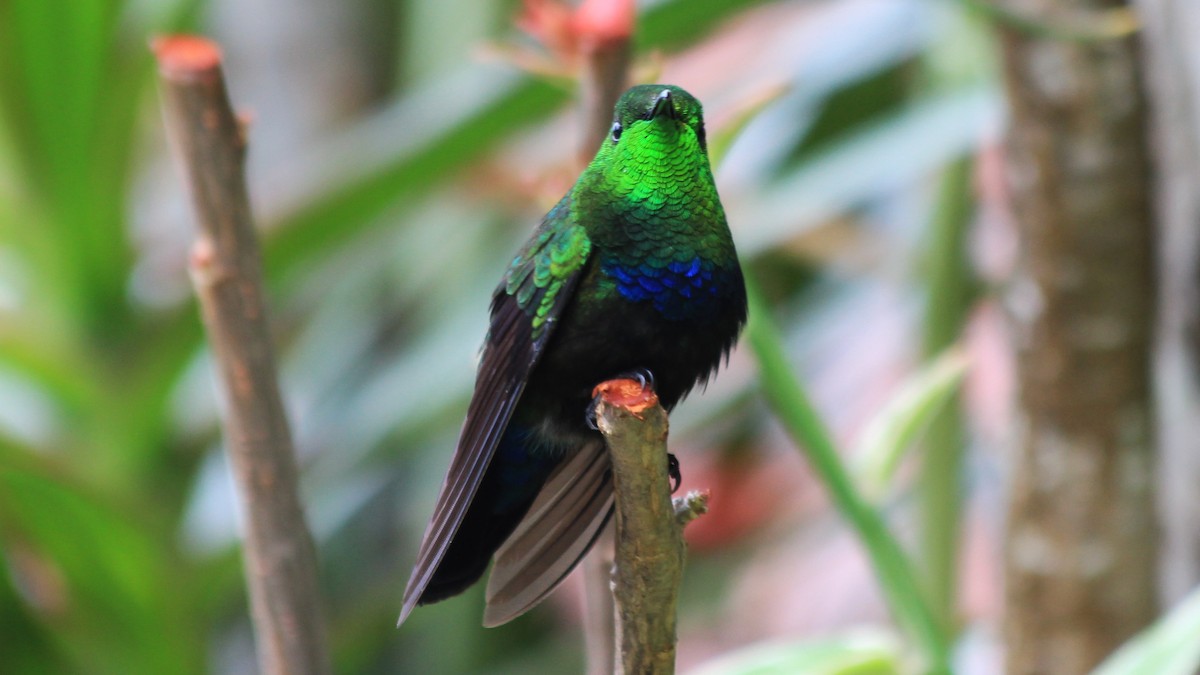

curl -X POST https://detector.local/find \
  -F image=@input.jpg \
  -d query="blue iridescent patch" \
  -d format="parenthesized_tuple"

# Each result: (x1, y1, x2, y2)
(603, 256, 731, 319)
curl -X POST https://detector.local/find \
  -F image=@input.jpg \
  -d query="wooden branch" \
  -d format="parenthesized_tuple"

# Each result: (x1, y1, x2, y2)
(593, 378, 688, 675)
(154, 36, 331, 675)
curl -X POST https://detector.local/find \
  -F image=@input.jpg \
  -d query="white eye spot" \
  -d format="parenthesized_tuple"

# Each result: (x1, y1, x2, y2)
(610, 122, 622, 142)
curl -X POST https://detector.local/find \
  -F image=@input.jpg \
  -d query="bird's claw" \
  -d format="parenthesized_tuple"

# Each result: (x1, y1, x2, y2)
(585, 397, 600, 430)
(616, 368, 655, 393)
(668, 453, 681, 493)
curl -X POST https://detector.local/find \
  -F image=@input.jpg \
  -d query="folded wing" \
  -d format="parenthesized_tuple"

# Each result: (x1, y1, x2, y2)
(398, 198, 592, 626)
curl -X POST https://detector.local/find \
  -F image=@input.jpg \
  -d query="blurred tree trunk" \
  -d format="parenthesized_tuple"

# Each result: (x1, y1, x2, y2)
(1136, 0, 1200, 603)
(997, 3, 1158, 674)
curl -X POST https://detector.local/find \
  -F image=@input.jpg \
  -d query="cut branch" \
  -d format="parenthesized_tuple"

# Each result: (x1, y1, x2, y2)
(154, 35, 331, 675)
(593, 378, 688, 675)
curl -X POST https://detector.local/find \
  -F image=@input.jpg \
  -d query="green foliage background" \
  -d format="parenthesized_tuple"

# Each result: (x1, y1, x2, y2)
(12, 1, 1191, 674)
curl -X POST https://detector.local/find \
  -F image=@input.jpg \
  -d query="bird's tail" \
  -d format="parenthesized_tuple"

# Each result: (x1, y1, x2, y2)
(416, 429, 559, 605)
(483, 438, 613, 626)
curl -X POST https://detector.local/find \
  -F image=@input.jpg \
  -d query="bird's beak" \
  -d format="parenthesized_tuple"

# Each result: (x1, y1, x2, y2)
(650, 89, 678, 121)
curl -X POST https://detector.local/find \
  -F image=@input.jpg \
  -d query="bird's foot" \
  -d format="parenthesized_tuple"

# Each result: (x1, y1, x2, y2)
(668, 453, 682, 493)
(614, 368, 655, 392)
(585, 401, 600, 430)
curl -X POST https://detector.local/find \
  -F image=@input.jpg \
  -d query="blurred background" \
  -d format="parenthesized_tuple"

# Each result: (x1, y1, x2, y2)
(1, 0, 1197, 673)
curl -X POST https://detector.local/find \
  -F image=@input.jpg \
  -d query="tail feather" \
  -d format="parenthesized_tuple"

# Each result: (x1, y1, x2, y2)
(484, 440, 613, 626)
(415, 495, 521, 605)
(416, 438, 557, 605)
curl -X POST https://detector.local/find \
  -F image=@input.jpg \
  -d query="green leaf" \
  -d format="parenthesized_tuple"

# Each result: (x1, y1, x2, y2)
(852, 348, 968, 501)
(689, 630, 903, 675)
(639, 0, 779, 52)
(1092, 586, 1200, 675)
(0, 452, 204, 674)
(744, 277, 950, 673)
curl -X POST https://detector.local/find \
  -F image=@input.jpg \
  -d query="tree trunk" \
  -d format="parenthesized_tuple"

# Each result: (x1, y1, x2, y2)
(1135, 0, 1200, 604)
(997, 2, 1158, 673)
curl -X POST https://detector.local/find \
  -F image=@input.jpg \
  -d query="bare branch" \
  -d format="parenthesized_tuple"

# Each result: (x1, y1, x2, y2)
(154, 35, 331, 675)
(594, 378, 688, 675)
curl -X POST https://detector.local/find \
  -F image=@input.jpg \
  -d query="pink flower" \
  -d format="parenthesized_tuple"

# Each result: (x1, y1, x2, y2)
(516, 0, 634, 65)
(573, 0, 634, 47)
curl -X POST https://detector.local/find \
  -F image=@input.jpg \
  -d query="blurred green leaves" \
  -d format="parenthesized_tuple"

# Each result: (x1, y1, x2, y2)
(852, 349, 968, 503)
(689, 630, 903, 675)
(0, 0, 1017, 672)
(744, 278, 950, 673)
(0, 447, 202, 674)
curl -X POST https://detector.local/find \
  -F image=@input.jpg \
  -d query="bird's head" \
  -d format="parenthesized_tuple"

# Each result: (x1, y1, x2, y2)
(583, 84, 710, 186)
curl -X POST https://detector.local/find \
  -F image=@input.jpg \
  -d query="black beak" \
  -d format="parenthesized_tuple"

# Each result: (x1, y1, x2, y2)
(649, 89, 677, 120)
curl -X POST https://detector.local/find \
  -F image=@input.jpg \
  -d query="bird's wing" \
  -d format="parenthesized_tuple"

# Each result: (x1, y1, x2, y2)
(483, 438, 613, 626)
(398, 198, 591, 625)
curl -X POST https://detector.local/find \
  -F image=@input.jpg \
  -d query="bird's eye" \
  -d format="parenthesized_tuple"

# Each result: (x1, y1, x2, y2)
(610, 122, 622, 142)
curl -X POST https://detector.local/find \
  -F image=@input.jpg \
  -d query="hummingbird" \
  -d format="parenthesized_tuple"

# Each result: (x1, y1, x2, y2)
(398, 84, 746, 627)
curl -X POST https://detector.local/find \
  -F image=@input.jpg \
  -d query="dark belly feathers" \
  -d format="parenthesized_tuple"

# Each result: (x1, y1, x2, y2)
(520, 254, 745, 443)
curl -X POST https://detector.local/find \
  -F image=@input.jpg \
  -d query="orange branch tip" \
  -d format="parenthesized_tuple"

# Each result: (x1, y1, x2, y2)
(152, 35, 223, 78)
(592, 377, 659, 414)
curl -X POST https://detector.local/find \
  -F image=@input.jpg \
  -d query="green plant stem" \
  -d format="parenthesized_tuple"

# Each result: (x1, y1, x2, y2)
(918, 156, 976, 636)
(745, 278, 950, 673)
(917, 405, 965, 635)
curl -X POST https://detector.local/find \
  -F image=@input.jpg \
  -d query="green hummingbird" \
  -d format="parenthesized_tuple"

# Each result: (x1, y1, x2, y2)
(399, 84, 746, 627)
